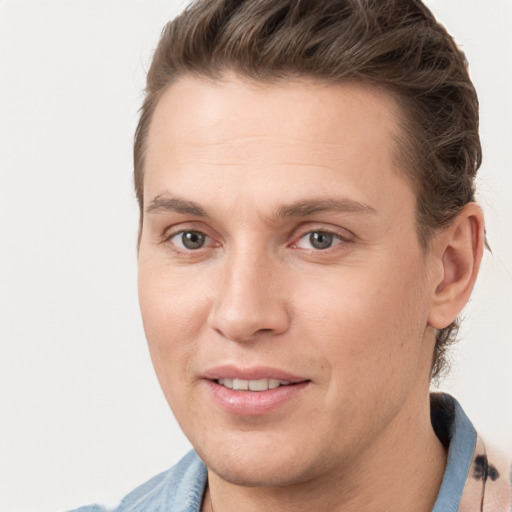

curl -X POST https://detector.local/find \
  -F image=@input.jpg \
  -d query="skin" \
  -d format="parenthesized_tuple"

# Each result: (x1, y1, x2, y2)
(137, 75, 484, 512)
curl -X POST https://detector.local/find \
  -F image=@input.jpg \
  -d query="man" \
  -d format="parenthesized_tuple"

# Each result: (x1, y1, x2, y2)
(74, 0, 511, 510)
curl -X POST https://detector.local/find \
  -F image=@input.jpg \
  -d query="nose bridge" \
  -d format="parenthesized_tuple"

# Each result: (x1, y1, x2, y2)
(207, 240, 289, 342)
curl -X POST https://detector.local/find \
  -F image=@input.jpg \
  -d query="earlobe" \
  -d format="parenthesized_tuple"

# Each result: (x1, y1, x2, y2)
(428, 203, 485, 330)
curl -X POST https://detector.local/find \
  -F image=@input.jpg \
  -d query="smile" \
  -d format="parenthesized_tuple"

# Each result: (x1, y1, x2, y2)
(208, 377, 310, 416)
(217, 378, 292, 391)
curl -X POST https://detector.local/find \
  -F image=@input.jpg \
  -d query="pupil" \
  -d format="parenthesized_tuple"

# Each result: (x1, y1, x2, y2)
(310, 231, 333, 250)
(182, 231, 205, 249)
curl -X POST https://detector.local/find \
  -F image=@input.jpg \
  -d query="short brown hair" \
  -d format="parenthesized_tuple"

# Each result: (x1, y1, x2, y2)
(134, 0, 481, 380)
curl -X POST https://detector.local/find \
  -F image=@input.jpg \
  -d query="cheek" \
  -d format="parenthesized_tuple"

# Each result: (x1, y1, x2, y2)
(298, 259, 430, 385)
(137, 262, 210, 382)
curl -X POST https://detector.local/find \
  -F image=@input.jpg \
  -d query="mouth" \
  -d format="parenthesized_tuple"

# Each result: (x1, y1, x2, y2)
(216, 378, 295, 391)
(203, 367, 310, 415)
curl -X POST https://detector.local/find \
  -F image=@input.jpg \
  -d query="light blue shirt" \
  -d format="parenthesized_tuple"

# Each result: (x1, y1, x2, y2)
(69, 394, 511, 512)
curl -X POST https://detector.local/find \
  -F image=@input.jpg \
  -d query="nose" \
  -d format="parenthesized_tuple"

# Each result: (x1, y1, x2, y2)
(207, 247, 290, 343)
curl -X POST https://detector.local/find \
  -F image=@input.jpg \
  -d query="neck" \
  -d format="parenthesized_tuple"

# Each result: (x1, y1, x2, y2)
(202, 392, 447, 512)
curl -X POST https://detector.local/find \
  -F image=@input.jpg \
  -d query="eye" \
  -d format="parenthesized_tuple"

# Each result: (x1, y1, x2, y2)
(295, 230, 345, 250)
(169, 230, 210, 250)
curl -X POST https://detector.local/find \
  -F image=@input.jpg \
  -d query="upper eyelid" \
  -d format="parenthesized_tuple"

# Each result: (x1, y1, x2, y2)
(292, 224, 354, 241)
(300, 228, 349, 238)
(162, 222, 215, 239)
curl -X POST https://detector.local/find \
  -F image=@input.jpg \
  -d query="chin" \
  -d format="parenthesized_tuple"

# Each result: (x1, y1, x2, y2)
(203, 454, 313, 488)
(194, 431, 324, 488)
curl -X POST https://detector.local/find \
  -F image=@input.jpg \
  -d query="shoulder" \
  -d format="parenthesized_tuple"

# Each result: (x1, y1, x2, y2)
(459, 436, 512, 512)
(431, 393, 511, 512)
(66, 450, 207, 512)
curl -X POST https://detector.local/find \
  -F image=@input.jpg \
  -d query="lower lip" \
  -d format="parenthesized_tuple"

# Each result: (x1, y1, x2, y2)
(205, 380, 310, 416)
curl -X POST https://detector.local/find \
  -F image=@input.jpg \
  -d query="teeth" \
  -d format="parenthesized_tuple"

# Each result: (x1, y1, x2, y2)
(249, 379, 268, 391)
(268, 379, 281, 389)
(233, 379, 249, 390)
(217, 378, 292, 391)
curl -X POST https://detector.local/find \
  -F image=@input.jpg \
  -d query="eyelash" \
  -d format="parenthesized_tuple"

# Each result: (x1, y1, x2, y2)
(162, 226, 353, 255)
(291, 228, 352, 252)
(162, 229, 216, 252)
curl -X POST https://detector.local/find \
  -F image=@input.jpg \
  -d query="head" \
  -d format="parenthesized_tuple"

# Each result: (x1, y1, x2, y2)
(135, 0, 484, 492)
(134, 0, 481, 381)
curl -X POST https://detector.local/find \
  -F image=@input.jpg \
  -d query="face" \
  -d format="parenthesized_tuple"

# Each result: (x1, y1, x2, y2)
(138, 76, 439, 487)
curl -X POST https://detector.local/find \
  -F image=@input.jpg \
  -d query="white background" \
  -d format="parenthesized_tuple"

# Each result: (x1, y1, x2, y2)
(0, 1, 511, 511)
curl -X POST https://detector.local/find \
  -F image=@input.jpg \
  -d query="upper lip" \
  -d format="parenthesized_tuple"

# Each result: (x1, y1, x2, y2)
(202, 365, 309, 383)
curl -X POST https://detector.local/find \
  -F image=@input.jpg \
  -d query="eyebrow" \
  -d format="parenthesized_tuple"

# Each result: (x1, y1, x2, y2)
(145, 194, 376, 219)
(274, 198, 377, 218)
(146, 195, 208, 217)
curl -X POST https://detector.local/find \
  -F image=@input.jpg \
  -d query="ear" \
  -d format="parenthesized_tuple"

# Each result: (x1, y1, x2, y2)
(428, 203, 485, 330)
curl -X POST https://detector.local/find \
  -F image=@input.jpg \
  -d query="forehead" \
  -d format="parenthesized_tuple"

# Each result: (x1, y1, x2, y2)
(143, 75, 414, 218)
(146, 75, 403, 158)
